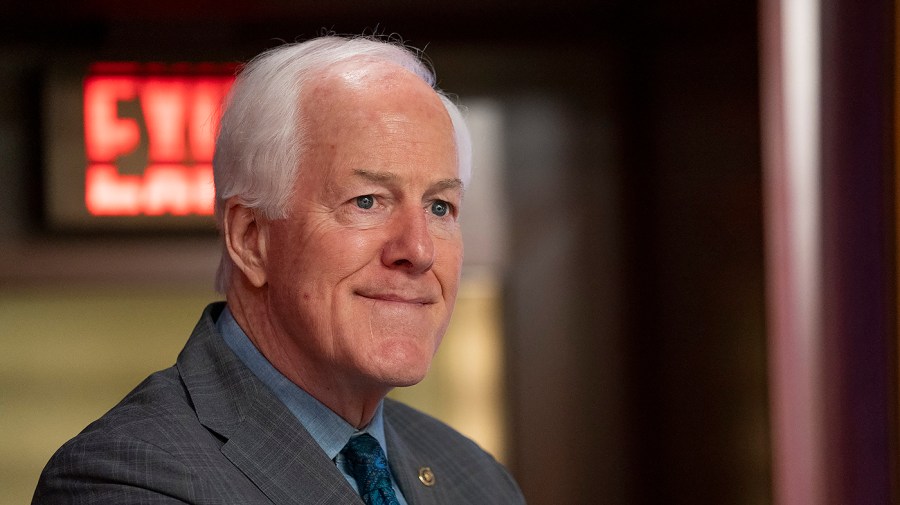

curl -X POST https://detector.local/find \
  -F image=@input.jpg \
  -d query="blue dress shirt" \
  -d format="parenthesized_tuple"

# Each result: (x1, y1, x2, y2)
(217, 306, 409, 504)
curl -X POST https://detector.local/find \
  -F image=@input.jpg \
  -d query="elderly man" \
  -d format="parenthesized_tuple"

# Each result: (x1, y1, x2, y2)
(33, 36, 525, 504)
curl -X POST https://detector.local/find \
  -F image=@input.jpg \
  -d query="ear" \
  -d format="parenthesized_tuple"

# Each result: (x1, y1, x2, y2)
(223, 197, 269, 288)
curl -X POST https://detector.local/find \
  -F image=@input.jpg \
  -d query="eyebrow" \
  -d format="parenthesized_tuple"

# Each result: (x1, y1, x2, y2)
(352, 169, 463, 192)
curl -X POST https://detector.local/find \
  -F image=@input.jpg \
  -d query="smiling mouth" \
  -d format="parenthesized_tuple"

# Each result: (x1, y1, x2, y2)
(356, 291, 435, 305)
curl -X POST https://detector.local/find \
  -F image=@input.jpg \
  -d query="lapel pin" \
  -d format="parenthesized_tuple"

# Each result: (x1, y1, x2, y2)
(417, 466, 435, 487)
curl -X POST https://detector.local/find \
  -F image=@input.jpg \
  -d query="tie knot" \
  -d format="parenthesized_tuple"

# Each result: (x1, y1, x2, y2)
(341, 434, 400, 505)
(343, 433, 388, 469)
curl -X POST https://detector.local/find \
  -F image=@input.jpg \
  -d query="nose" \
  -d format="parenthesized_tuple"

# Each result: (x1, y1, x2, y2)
(381, 206, 435, 274)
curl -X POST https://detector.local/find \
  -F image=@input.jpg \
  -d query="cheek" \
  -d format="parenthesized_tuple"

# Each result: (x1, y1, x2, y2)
(321, 233, 382, 278)
(296, 233, 386, 315)
(435, 237, 464, 279)
(279, 224, 375, 275)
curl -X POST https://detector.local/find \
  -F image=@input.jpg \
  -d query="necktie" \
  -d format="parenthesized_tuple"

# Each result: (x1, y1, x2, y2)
(341, 433, 401, 505)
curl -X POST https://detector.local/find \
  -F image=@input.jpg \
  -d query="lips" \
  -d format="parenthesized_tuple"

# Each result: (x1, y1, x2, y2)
(355, 289, 436, 305)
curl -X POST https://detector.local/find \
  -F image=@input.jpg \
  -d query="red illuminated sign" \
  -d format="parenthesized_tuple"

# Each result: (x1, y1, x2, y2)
(82, 63, 234, 217)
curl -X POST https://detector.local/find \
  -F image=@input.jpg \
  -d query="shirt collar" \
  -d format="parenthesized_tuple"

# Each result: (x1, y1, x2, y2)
(216, 305, 389, 461)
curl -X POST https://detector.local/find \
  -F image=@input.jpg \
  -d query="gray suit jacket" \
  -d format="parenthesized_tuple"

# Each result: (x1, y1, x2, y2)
(33, 303, 525, 504)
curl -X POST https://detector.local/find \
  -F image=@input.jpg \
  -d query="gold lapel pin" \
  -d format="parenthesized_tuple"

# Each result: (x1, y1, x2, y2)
(418, 466, 435, 487)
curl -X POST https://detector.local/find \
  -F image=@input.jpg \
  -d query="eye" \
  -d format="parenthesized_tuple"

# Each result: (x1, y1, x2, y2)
(430, 200, 451, 217)
(355, 195, 375, 209)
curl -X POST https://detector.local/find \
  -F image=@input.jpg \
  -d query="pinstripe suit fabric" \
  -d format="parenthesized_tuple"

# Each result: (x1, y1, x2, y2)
(32, 303, 525, 504)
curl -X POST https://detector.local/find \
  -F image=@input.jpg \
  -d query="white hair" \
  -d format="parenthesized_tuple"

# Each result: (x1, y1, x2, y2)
(212, 36, 472, 292)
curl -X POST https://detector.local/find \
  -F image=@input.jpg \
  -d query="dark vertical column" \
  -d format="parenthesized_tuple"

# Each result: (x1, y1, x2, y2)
(502, 79, 632, 505)
(820, 0, 897, 503)
(614, 7, 664, 504)
(616, 2, 769, 504)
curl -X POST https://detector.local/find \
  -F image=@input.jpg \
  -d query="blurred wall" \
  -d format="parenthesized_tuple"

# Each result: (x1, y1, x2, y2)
(0, 1, 768, 504)
(499, 4, 769, 504)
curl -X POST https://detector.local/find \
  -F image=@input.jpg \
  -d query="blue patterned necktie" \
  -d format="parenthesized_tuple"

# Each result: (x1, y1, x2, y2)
(341, 433, 401, 505)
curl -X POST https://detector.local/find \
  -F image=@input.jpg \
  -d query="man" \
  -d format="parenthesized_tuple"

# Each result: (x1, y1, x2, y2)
(33, 36, 525, 504)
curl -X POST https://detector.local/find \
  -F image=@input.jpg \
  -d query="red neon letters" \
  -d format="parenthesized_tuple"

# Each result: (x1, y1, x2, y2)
(83, 65, 233, 216)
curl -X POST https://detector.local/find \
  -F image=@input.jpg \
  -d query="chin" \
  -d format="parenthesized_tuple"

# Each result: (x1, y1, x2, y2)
(385, 374, 427, 389)
(396, 361, 432, 384)
(372, 344, 434, 387)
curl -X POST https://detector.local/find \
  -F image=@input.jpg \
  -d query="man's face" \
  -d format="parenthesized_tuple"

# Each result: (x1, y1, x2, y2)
(262, 63, 463, 396)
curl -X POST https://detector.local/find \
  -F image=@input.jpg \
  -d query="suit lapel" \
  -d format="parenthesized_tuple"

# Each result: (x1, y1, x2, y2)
(220, 401, 362, 505)
(385, 413, 444, 505)
(177, 303, 363, 505)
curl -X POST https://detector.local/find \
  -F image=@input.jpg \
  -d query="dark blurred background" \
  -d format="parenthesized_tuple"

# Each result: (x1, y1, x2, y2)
(1, 1, 773, 504)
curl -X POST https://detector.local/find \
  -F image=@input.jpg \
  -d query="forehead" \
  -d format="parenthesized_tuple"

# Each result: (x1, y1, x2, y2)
(302, 61, 451, 134)
(296, 60, 458, 180)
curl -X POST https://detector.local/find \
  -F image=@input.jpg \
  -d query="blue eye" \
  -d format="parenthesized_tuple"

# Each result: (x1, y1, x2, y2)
(431, 200, 450, 217)
(356, 195, 375, 209)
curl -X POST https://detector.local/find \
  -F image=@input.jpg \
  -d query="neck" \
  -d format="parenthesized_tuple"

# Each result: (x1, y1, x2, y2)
(225, 282, 389, 429)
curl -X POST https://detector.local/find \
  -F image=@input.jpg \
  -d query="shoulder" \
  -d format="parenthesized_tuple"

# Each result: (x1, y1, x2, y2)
(79, 365, 209, 449)
(383, 398, 526, 504)
(383, 398, 480, 451)
(33, 367, 225, 504)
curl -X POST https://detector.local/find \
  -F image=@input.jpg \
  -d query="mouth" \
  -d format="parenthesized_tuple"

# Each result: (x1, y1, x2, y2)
(355, 290, 436, 305)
